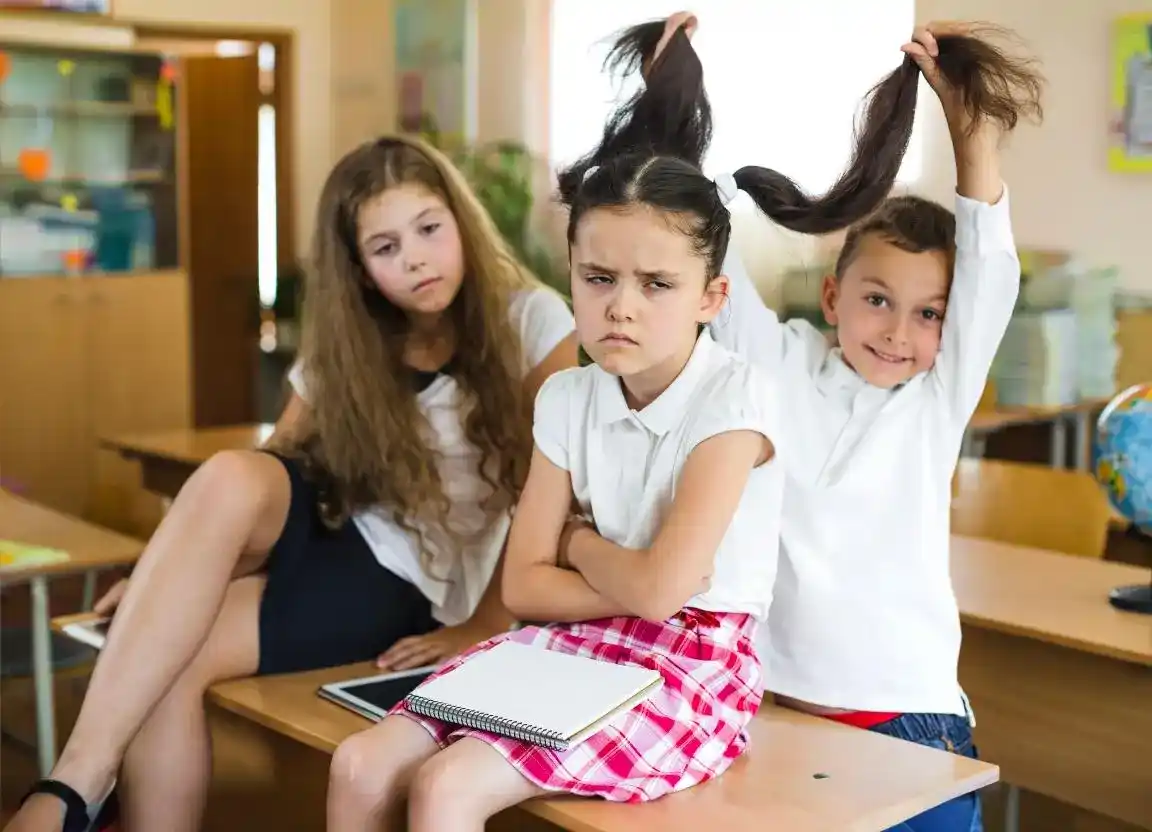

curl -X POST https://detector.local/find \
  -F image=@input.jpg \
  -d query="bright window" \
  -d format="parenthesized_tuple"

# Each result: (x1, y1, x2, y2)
(549, 1, 921, 200)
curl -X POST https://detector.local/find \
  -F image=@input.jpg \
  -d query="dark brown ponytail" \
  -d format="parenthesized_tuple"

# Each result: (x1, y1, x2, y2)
(557, 18, 1043, 279)
(734, 24, 1043, 235)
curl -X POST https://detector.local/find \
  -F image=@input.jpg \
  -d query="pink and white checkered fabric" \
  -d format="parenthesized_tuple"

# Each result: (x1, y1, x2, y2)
(391, 608, 762, 803)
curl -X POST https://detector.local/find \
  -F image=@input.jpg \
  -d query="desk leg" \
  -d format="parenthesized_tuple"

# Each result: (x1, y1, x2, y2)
(1073, 411, 1092, 471)
(82, 570, 97, 611)
(961, 431, 987, 459)
(1050, 417, 1068, 469)
(1004, 783, 1020, 832)
(30, 574, 57, 776)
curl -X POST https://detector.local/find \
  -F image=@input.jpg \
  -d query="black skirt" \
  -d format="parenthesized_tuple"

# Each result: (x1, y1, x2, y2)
(256, 452, 439, 676)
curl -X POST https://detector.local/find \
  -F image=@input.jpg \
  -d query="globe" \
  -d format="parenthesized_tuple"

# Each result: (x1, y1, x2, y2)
(1096, 384, 1152, 531)
(1094, 383, 1152, 614)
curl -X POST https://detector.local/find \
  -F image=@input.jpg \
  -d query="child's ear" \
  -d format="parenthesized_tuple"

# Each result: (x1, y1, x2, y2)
(700, 274, 730, 322)
(820, 273, 840, 327)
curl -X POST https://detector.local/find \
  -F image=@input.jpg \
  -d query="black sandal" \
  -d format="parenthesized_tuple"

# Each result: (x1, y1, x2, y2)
(19, 779, 117, 832)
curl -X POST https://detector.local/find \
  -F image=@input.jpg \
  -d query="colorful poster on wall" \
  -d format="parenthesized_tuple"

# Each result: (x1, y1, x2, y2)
(1109, 13, 1152, 173)
(394, 0, 475, 146)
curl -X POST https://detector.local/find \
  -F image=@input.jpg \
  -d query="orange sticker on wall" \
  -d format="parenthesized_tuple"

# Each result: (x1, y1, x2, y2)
(17, 148, 50, 182)
(0, 52, 9, 85)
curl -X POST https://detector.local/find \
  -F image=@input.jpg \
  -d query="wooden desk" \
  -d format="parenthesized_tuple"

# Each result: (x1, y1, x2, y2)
(951, 536, 1152, 828)
(964, 397, 1112, 470)
(102, 424, 273, 499)
(0, 491, 143, 775)
(210, 664, 997, 832)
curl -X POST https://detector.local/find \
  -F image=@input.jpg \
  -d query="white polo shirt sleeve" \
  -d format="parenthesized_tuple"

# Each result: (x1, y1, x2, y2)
(932, 185, 1021, 426)
(509, 287, 576, 375)
(532, 367, 581, 471)
(685, 362, 780, 460)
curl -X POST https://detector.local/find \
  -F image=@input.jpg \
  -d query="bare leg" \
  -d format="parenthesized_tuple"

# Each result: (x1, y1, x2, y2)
(4, 450, 291, 832)
(119, 574, 263, 832)
(327, 716, 442, 832)
(408, 738, 546, 832)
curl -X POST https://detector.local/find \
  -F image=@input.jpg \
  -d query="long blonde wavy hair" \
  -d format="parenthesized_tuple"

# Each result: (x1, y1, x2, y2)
(273, 135, 543, 577)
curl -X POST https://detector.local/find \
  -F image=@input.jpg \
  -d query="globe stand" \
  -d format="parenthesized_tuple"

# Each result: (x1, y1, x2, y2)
(1109, 581, 1152, 614)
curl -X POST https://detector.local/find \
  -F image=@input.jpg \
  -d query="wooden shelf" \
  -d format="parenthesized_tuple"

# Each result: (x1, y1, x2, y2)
(0, 101, 159, 118)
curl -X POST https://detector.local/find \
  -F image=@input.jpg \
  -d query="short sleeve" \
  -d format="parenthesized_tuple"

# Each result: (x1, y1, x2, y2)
(286, 360, 308, 401)
(531, 367, 579, 470)
(685, 362, 780, 460)
(509, 288, 576, 374)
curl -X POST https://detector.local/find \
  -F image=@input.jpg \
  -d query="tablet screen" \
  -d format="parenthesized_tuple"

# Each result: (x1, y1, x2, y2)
(339, 670, 434, 712)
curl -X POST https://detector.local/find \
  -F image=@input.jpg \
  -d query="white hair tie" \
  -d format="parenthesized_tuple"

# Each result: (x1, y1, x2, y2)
(582, 165, 600, 183)
(714, 173, 739, 206)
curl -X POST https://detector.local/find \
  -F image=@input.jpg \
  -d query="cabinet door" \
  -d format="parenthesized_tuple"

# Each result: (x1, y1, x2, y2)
(85, 271, 191, 529)
(0, 278, 90, 514)
(182, 54, 261, 427)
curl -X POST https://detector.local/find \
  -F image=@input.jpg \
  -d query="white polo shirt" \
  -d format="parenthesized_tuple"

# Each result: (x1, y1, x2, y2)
(711, 189, 1020, 715)
(533, 332, 784, 620)
(288, 287, 575, 625)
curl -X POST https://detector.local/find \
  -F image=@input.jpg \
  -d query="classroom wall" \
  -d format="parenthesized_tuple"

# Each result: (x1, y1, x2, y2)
(914, 0, 1152, 292)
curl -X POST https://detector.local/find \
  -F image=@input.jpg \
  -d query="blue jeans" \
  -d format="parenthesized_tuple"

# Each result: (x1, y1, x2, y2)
(875, 712, 984, 832)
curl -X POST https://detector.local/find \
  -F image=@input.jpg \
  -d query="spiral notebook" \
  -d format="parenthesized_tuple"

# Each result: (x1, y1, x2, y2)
(404, 641, 663, 751)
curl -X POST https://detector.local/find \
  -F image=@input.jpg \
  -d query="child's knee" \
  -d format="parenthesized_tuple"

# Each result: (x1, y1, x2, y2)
(329, 730, 394, 798)
(408, 750, 473, 821)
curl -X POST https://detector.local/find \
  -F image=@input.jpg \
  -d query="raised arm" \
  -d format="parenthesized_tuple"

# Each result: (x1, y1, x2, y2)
(709, 247, 788, 370)
(933, 185, 1019, 424)
(902, 21, 1042, 424)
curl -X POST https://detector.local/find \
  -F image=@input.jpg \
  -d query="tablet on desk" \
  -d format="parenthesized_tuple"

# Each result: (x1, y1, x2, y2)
(318, 666, 437, 721)
(60, 617, 111, 651)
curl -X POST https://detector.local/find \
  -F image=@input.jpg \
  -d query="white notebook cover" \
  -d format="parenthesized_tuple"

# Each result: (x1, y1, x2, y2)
(405, 641, 663, 749)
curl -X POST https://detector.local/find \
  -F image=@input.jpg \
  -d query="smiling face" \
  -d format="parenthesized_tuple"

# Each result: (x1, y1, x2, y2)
(822, 232, 950, 388)
(356, 183, 466, 320)
(570, 203, 727, 396)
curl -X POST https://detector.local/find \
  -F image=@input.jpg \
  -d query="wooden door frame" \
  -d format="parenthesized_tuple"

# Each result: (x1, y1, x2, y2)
(130, 22, 296, 269)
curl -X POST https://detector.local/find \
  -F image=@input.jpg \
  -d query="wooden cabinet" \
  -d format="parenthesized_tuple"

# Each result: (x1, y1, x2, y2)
(0, 271, 190, 530)
(0, 22, 264, 530)
(0, 277, 90, 514)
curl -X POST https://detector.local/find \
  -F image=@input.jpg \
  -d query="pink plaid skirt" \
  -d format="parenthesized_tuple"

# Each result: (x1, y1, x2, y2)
(390, 608, 763, 803)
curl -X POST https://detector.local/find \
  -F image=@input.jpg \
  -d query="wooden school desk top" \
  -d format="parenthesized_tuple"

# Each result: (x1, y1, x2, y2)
(209, 663, 997, 832)
(0, 491, 142, 581)
(951, 535, 1152, 666)
(101, 423, 275, 466)
(965, 396, 1113, 434)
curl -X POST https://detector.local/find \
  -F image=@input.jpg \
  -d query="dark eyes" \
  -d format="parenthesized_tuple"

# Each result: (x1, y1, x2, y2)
(584, 274, 671, 290)
(370, 222, 440, 257)
(865, 293, 943, 322)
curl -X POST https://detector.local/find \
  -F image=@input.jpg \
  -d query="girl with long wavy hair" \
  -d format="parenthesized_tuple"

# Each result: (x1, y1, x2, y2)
(9, 135, 577, 832)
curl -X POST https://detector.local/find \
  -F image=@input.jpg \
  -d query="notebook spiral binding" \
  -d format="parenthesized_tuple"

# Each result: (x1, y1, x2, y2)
(404, 694, 571, 751)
